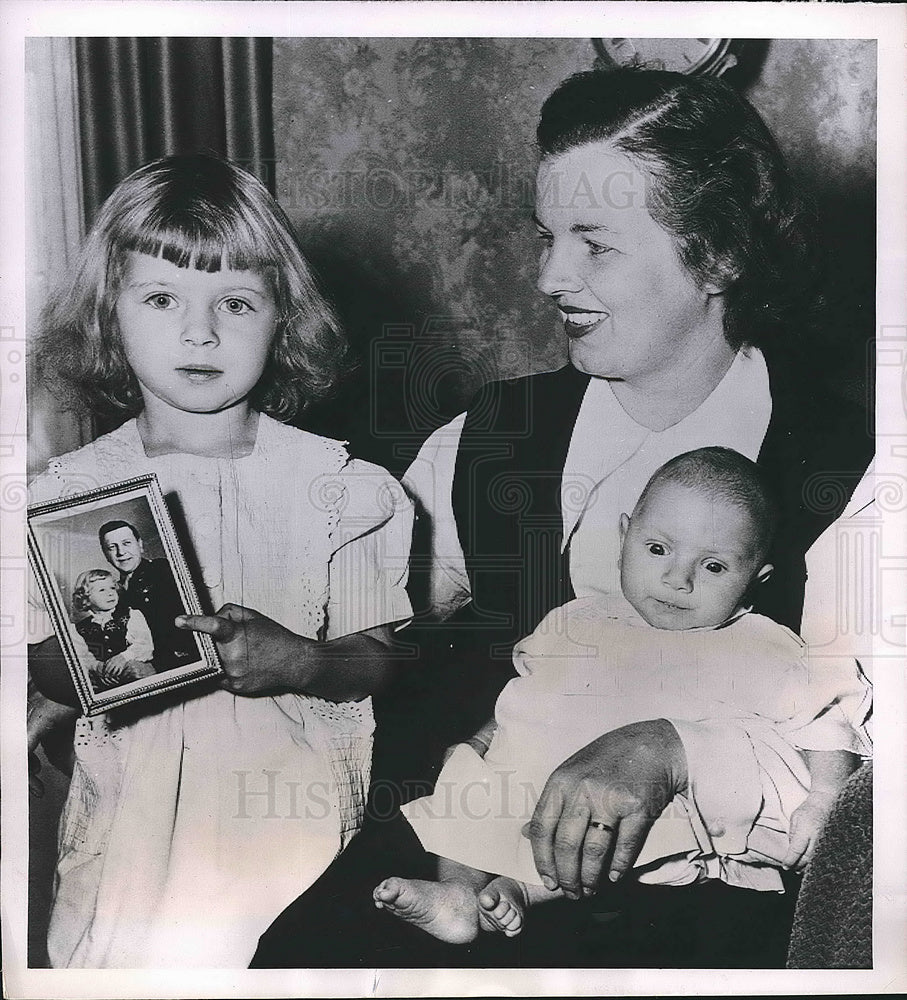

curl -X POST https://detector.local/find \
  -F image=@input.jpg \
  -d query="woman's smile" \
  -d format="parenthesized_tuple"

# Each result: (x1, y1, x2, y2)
(558, 305, 610, 339)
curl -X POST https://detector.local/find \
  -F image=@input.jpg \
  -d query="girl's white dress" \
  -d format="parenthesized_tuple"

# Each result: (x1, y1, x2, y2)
(404, 595, 872, 892)
(28, 416, 413, 968)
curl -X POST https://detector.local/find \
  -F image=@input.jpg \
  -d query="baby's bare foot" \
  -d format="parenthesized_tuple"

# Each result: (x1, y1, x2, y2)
(477, 876, 528, 937)
(373, 876, 481, 943)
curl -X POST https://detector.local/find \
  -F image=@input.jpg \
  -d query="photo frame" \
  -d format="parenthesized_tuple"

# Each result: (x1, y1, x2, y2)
(27, 473, 221, 716)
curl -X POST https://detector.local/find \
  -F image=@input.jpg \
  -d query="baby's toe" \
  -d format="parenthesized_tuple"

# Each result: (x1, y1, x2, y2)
(478, 888, 524, 936)
(477, 888, 502, 913)
(373, 877, 401, 906)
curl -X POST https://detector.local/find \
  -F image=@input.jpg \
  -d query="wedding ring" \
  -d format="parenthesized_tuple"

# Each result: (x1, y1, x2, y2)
(588, 820, 614, 832)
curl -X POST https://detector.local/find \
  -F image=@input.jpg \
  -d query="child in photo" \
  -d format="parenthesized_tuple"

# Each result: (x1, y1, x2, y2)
(375, 447, 871, 943)
(28, 153, 413, 968)
(71, 568, 155, 690)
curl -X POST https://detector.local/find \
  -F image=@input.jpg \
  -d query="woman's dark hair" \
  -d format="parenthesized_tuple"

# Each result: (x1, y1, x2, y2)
(32, 153, 353, 421)
(538, 69, 823, 350)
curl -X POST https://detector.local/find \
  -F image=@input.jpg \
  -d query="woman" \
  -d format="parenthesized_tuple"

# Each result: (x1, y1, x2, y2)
(254, 69, 872, 969)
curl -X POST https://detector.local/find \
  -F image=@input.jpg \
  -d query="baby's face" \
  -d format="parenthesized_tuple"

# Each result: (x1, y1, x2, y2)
(86, 577, 120, 613)
(619, 483, 770, 630)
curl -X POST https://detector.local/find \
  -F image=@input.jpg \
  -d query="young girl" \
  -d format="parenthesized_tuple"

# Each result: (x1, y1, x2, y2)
(71, 568, 154, 690)
(27, 153, 413, 968)
(375, 449, 871, 943)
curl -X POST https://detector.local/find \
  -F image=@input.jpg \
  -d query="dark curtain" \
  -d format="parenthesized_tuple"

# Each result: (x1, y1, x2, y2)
(76, 37, 274, 221)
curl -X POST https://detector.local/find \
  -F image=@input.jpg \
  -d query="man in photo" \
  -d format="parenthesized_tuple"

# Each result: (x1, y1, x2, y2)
(99, 520, 198, 671)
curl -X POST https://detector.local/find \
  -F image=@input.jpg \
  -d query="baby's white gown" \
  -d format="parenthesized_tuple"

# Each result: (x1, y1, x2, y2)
(29, 416, 413, 968)
(405, 595, 872, 892)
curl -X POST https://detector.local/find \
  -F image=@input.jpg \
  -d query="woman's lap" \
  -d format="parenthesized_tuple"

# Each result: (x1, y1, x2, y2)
(250, 808, 799, 969)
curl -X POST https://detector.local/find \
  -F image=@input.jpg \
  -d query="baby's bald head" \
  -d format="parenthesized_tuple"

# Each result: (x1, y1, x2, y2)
(633, 447, 778, 565)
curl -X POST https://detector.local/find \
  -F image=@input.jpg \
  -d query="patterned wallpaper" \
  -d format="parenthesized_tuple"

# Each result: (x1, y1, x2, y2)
(273, 38, 876, 472)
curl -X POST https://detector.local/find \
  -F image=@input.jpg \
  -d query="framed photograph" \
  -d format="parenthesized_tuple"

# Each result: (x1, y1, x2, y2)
(27, 473, 221, 716)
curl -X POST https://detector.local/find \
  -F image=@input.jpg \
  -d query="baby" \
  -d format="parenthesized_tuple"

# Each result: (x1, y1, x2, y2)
(375, 447, 871, 943)
(72, 568, 155, 690)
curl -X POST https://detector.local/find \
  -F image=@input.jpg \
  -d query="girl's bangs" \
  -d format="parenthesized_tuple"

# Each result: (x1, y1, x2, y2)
(115, 212, 276, 274)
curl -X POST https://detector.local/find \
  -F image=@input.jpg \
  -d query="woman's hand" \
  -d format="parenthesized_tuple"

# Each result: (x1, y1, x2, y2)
(176, 604, 398, 700)
(523, 719, 688, 899)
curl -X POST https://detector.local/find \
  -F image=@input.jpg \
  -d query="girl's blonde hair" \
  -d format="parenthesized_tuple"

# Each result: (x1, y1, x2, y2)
(33, 153, 352, 421)
(72, 568, 120, 613)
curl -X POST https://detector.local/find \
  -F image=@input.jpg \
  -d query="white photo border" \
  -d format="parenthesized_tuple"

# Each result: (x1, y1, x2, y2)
(2, 3, 906, 999)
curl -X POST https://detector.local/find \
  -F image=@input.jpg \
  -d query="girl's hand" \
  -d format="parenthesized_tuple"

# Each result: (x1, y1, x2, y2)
(176, 604, 318, 695)
(92, 662, 125, 689)
(104, 651, 132, 676)
(27, 688, 78, 796)
(98, 653, 149, 686)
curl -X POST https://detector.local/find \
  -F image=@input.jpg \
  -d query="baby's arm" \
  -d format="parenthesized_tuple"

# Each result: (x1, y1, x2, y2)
(441, 715, 498, 765)
(466, 716, 499, 757)
(782, 749, 861, 870)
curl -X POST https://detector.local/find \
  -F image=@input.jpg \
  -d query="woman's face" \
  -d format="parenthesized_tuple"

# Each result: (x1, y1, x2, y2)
(534, 141, 726, 389)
